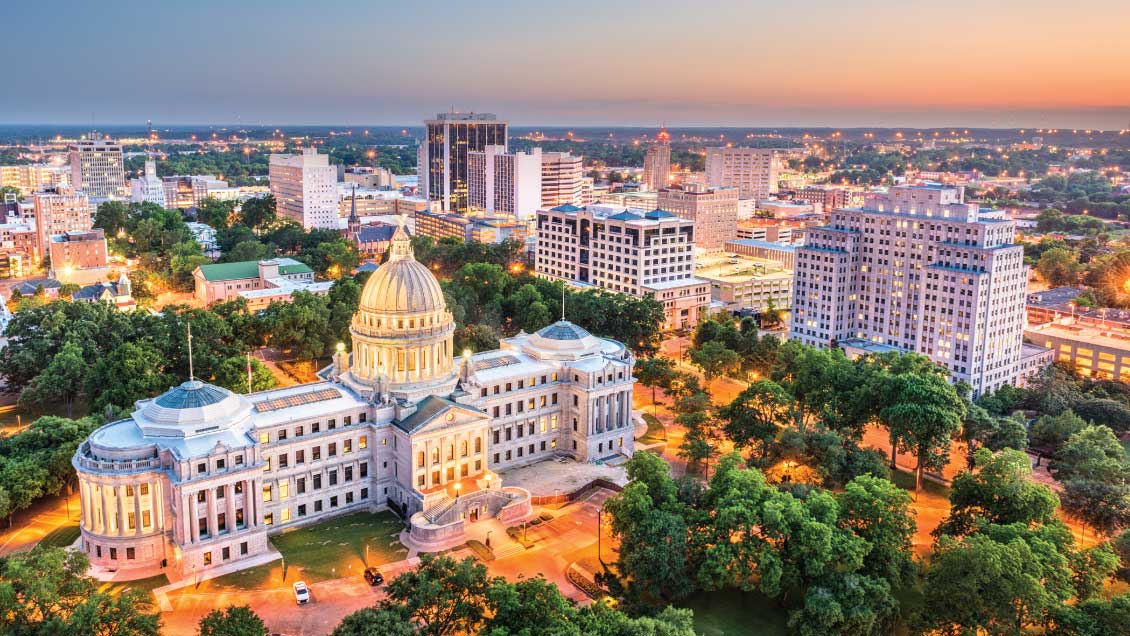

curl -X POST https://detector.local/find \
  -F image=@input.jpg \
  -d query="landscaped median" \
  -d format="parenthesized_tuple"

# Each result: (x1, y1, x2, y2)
(203, 511, 408, 590)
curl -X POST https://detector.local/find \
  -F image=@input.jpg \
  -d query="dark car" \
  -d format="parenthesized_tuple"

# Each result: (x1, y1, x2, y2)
(363, 567, 384, 586)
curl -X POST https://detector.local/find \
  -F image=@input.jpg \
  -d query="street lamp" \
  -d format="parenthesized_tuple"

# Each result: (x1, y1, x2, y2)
(486, 529, 493, 548)
(484, 474, 492, 489)
(454, 482, 461, 500)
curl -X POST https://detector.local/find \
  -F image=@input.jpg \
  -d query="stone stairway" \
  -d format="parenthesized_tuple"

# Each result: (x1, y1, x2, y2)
(423, 496, 456, 523)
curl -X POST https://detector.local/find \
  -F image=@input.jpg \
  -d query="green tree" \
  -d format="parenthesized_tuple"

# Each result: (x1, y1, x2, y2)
(331, 607, 415, 636)
(380, 554, 491, 636)
(788, 574, 898, 636)
(1060, 479, 1130, 538)
(196, 605, 268, 636)
(196, 197, 236, 230)
(1030, 410, 1088, 451)
(93, 200, 130, 237)
(1070, 543, 1120, 601)
(86, 341, 174, 411)
(634, 356, 677, 408)
(1050, 425, 1129, 483)
(18, 339, 88, 417)
(223, 240, 272, 263)
(719, 380, 795, 458)
(261, 291, 334, 361)
(837, 475, 917, 586)
(170, 239, 210, 291)
(454, 324, 500, 355)
(882, 372, 966, 493)
(689, 340, 740, 380)
(1049, 595, 1130, 636)
(212, 356, 277, 394)
(1037, 247, 1083, 286)
(573, 603, 696, 636)
(484, 576, 578, 636)
(240, 195, 277, 232)
(937, 449, 1060, 538)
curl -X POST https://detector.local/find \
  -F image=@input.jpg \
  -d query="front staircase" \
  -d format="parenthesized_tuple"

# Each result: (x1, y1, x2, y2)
(422, 496, 457, 524)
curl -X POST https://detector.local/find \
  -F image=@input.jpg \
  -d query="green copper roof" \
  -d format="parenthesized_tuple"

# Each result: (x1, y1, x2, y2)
(196, 259, 313, 282)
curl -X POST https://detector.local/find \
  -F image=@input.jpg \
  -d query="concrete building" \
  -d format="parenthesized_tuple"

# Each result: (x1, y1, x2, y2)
(642, 129, 671, 191)
(657, 184, 739, 249)
(192, 258, 329, 309)
(72, 228, 634, 579)
(0, 222, 38, 278)
(758, 200, 817, 219)
(48, 228, 111, 284)
(535, 204, 709, 331)
(33, 187, 92, 264)
(69, 138, 128, 198)
(793, 186, 854, 212)
(421, 112, 508, 214)
(705, 147, 778, 200)
(130, 161, 168, 207)
(1024, 319, 1130, 381)
(540, 151, 586, 209)
(344, 167, 396, 189)
(467, 146, 542, 220)
(162, 175, 234, 210)
(726, 239, 798, 270)
(415, 210, 526, 245)
(270, 148, 339, 229)
(695, 251, 793, 315)
(789, 185, 1029, 396)
(0, 163, 71, 197)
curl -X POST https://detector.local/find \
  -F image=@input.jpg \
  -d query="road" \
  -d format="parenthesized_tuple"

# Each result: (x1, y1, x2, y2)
(0, 491, 80, 556)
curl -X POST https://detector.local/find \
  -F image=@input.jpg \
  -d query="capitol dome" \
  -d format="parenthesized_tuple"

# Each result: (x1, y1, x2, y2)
(344, 225, 458, 402)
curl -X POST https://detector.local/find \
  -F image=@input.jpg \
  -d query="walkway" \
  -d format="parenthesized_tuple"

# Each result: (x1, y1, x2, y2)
(0, 491, 80, 557)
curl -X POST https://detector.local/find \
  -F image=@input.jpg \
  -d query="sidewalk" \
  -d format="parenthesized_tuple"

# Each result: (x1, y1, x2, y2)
(0, 491, 80, 556)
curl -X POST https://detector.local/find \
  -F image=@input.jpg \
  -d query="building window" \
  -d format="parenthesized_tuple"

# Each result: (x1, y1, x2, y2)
(313, 447, 321, 461)
(281, 508, 291, 522)
(203, 551, 211, 565)
(197, 491, 206, 503)
(329, 443, 337, 457)
(359, 436, 367, 450)
(344, 439, 352, 453)
(197, 463, 207, 474)
(298, 504, 307, 517)
(359, 462, 368, 478)
(296, 450, 305, 464)
(314, 500, 323, 513)
(222, 547, 230, 561)
(262, 485, 272, 502)
(296, 425, 304, 437)
(329, 470, 338, 486)
(346, 492, 354, 505)
(279, 480, 290, 499)
(313, 474, 322, 489)
(278, 429, 287, 441)
(330, 496, 339, 508)
(240, 542, 248, 555)
(361, 488, 369, 500)
(264, 513, 274, 526)
(345, 466, 353, 482)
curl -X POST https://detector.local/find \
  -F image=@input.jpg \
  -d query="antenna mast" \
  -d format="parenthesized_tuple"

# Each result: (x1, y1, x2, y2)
(187, 323, 195, 381)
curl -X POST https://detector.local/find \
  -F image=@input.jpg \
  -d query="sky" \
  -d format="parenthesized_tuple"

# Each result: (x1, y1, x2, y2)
(2, 0, 1129, 129)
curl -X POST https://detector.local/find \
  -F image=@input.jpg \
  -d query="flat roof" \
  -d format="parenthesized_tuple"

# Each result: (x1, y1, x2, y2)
(728, 239, 796, 252)
(197, 257, 312, 282)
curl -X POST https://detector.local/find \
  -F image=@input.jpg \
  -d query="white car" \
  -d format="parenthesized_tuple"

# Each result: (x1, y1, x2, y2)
(293, 581, 310, 605)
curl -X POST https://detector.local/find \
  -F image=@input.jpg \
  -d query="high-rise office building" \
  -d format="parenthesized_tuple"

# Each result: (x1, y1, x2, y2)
(269, 147, 339, 229)
(69, 138, 127, 198)
(0, 164, 71, 197)
(704, 147, 778, 200)
(642, 128, 671, 191)
(421, 112, 508, 214)
(540, 151, 586, 209)
(535, 204, 709, 331)
(789, 185, 1029, 396)
(33, 187, 93, 264)
(467, 145, 542, 220)
(657, 184, 740, 249)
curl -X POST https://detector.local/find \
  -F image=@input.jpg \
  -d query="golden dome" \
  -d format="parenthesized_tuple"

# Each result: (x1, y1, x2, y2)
(357, 226, 448, 317)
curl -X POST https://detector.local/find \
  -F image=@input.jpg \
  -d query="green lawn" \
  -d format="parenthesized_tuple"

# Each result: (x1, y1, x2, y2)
(208, 511, 408, 590)
(682, 589, 789, 636)
(638, 414, 668, 445)
(96, 574, 169, 599)
(38, 524, 80, 549)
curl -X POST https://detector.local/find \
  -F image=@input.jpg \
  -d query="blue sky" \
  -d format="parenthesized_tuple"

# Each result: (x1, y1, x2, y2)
(2, 0, 1128, 128)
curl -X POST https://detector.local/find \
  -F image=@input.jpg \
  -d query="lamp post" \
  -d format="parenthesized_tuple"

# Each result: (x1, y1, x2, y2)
(485, 474, 492, 490)
(454, 482, 461, 500)
(486, 530, 492, 548)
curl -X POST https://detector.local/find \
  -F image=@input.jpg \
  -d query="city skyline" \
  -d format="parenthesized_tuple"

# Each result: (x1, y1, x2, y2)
(2, 0, 1128, 129)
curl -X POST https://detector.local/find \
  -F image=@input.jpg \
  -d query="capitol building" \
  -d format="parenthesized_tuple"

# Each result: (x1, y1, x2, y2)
(72, 227, 636, 579)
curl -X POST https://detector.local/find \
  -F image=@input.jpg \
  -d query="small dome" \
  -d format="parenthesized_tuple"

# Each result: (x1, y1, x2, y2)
(536, 321, 593, 341)
(357, 226, 448, 316)
(135, 380, 252, 438)
(154, 380, 229, 409)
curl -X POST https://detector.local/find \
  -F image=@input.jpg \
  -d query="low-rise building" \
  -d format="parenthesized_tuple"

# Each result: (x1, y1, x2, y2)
(72, 272, 135, 310)
(724, 239, 797, 270)
(1024, 319, 1130, 381)
(0, 222, 38, 277)
(694, 252, 793, 315)
(193, 258, 328, 309)
(49, 229, 111, 285)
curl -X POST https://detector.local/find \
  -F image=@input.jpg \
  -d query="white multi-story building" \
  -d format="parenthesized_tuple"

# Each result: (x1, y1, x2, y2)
(69, 138, 128, 198)
(130, 161, 168, 207)
(73, 227, 634, 579)
(467, 145, 543, 220)
(269, 148, 339, 229)
(540, 151, 586, 209)
(789, 185, 1029, 396)
(705, 147, 778, 201)
(535, 204, 709, 331)
(657, 184, 739, 249)
(642, 129, 671, 192)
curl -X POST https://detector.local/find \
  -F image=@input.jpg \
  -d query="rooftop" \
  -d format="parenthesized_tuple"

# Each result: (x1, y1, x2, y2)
(197, 257, 312, 282)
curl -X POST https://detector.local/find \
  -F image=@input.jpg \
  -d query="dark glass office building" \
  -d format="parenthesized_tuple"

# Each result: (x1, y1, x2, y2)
(423, 113, 508, 214)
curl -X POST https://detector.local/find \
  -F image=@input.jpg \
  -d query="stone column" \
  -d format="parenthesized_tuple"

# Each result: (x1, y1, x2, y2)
(117, 485, 128, 537)
(79, 481, 90, 530)
(250, 478, 260, 527)
(180, 492, 191, 544)
(189, 491, 200, 543)
(205, 487, 217, 538)
(100, 483, 112, 534)
(133, 485, 142, 535)
(152, 481, 163, 531)
(225, 483, 236, 534)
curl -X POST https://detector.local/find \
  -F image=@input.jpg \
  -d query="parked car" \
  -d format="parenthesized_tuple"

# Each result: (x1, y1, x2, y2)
(363, 567, 384, 586)
(293, 581, 310, 604)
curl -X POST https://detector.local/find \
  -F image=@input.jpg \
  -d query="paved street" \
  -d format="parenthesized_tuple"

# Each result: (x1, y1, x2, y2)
(0, 491, 80, 557)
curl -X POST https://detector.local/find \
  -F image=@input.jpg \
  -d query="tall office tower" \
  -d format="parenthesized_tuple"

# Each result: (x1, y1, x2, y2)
(0, 164, 71, 197)
(704, 147, 778, 200)
(789, 185, 1029, 397)
(32, 187, 92, 263)
(540, 151, 585, 209)
(421, 112, 508, 214)
(467, 145, 543, 220)
(269, 147, 339, 229)
(129, 160, 168, 207)
(535, 204, 710, 331)
(68, 137, 127, 198)
(642, 128, 671, 191)
(657, 184, 740, 249)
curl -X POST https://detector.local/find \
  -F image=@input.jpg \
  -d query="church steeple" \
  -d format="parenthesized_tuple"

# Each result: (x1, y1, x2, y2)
(347, 184, 361, 238)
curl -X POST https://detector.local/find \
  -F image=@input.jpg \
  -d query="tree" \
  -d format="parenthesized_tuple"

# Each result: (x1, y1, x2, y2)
(196, 605, 268, 636)
(261, 291, 334, 360)
(689, 340, 740, 380)
(1060, 479, 1130, 538)
(937, 449, 1060, 537)
(332, 607, 416, 636)
(223, 240, 272, 263)
(170, 240, 210, 291)
(882, 372, 966, 493)
(212, 356, 277, 394)
(240, 195, 277, 231)
(1069, 543, 1120, 601)
(719, 380, 795, 458)
(18, 339, 88, 417)
(1050, 425, 1129, 483)
(573, 603, 696, 636)
(634, 357, 677, 407)
(837, 475, 917, 586)
(380, 554, 491, 636)
(93, 200, 130, 237)
(788, 574, 898, 636)
(1037, 247, 1082, 286)
(196, 197, 236, 230)
(1030, 410, 1088, 451)
(454, 324, 500, 354)
(484, 576, 578, 636)
(86, 341, 174, 411)
(1049, 595, 1130, 636)
(0, 547, 159, 636)
(1071, 398, 1130, 434)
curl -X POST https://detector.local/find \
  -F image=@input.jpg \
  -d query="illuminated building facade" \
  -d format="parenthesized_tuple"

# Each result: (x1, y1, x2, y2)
(421, 112, 508, 214)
